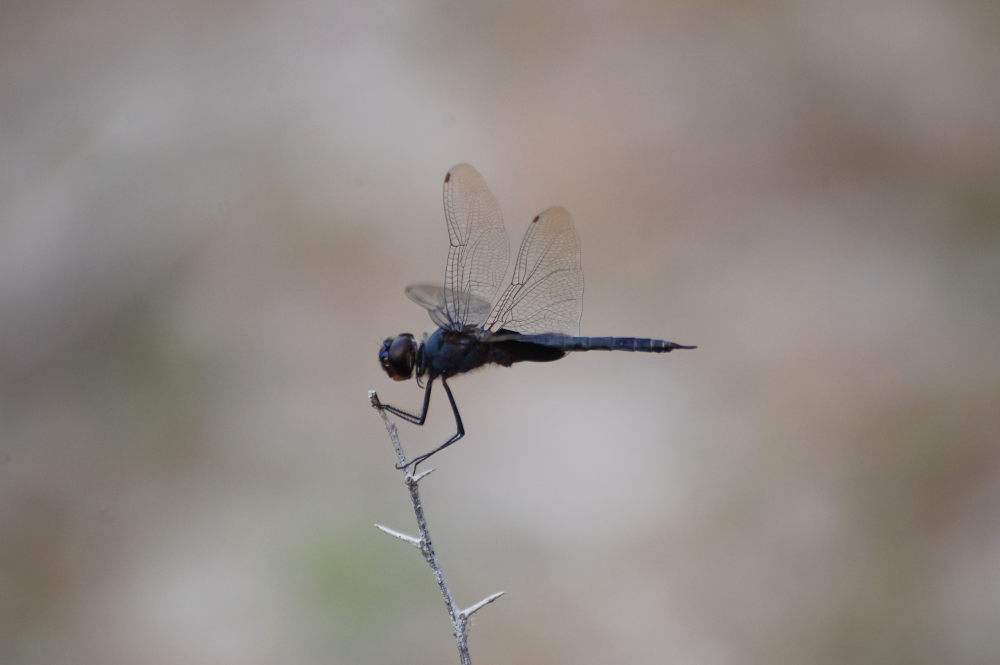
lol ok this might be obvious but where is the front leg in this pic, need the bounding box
[379,377,434,425]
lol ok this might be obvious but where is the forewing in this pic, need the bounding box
[405,284,492,330]
[442,164,510,328]
[485,206,584,335]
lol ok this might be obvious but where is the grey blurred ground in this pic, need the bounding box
[1,1,999,664]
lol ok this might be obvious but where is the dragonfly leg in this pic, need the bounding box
[403,377,465,471]
[380,377,433,426]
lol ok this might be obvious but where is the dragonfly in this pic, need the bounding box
[377,164,695,469]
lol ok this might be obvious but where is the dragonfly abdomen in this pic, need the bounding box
[526,335,696,353]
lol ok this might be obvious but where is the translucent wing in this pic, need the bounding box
[405,284,493,330]
[485,206,584,336]
[442,164,510,328]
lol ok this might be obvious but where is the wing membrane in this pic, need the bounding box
[442,164,510,328]
[405,284,492,330]
[485,206,584,336]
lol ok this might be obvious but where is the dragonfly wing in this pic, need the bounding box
[404,284,452,329]
[405,283,492,330]
[442,164,510,328]
[485,206,584,336]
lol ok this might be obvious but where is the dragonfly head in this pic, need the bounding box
[379,333,417,381]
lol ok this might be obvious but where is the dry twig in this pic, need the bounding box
[370,390,503,665]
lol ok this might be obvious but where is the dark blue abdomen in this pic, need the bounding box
[519,335,692,353]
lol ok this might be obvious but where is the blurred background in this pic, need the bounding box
[2,1,998,663]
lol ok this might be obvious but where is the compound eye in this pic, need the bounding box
[379,334,415,380]
[389,336,413,367]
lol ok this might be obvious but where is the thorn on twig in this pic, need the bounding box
[461,591,505,618]
[409,467,435,483]
[374,523,423,549]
